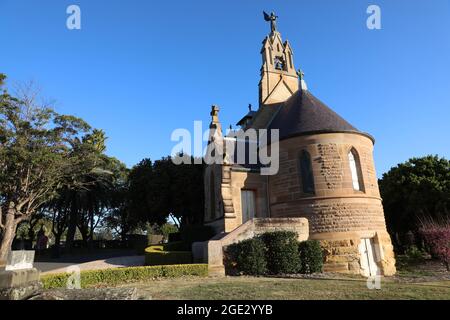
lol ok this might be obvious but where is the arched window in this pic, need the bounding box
[299,150,315,194]
[348,148,364,191]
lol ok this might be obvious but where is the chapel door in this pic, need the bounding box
[241,190,256,223]
[359,238,379,277]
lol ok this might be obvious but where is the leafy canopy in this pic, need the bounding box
[379,155,450,235]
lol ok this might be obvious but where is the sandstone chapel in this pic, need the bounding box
[203,13,396,277]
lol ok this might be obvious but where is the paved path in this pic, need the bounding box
[36,255,145,275]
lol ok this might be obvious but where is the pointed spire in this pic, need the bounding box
[210,105,220,127]
[205,105,224,165]
[259,13,299,105]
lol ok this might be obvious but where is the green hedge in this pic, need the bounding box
[161,241,187,251]
[298,240,324,274]
[225,232,324,276]
[41,264,208,289]
[225,238,267,276]
[259,231,301,274]
[145,244,192,266]
[180,225,216,248]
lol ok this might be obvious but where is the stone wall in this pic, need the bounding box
[317,143,343,189]
[264,132,396,275]
[224,169,269,232]
[311,231,396,275]
[271,198,388,234]
[268,133,382,201]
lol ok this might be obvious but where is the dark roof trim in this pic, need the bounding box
[236,111,257,126]
[230,166,261,173]
[276,130,375,144]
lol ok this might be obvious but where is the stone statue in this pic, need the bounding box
[263,11,278,33]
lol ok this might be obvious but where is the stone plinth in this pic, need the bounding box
[0,268,41,300]
[0,250,41,300]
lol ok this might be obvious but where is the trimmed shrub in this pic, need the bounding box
[145,244,192,266]
[180,225,216,249]
[404,245,427,263]
[41,264,208,289]
[298,240,323,274]
[162,264,207,277]
[419,220,450,271]
[259,231,300,274]
[225,238,267,275]
[162,241,187,251]
[168,232,182,243]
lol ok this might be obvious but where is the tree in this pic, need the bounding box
[169,154,205,226]
[46,150,128,254]
[0,74,94,260]
[45,188,71,256]
[64,130,108,250]
[379,155,450,246]
[102,160,139,241]
[159,223,179,241]
[127,158,167,226]
[126,155,205,229]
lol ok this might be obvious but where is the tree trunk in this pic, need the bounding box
[52,233,62,258]
[89,210,94,249]
[65,195,78,252]
[80,228,89,248]
[27,221,36,243]
[0,210,18,261]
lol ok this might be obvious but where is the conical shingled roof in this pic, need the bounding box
[267,90,373,142]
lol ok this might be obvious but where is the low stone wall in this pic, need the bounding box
[0,268,41,300]
[204,218,309,276]
[253,218,309,239]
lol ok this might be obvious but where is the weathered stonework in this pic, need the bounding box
[0,268,41,300]
[316,143,343,190]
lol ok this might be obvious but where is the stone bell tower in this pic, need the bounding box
[259,12,299,106]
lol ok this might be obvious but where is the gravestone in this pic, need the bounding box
[5,250,35,271]
[0,250,41,300]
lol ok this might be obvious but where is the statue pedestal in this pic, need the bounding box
[0,268,41,300]
[0,251,41,300]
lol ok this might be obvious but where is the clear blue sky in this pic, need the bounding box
[1,0,449,176]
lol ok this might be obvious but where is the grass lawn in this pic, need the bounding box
[123,276,450,300]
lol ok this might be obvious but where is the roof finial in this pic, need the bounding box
[210,105,220,124]
[263,11,278,34]
[248,104,252,112]
[297,69,308,91]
